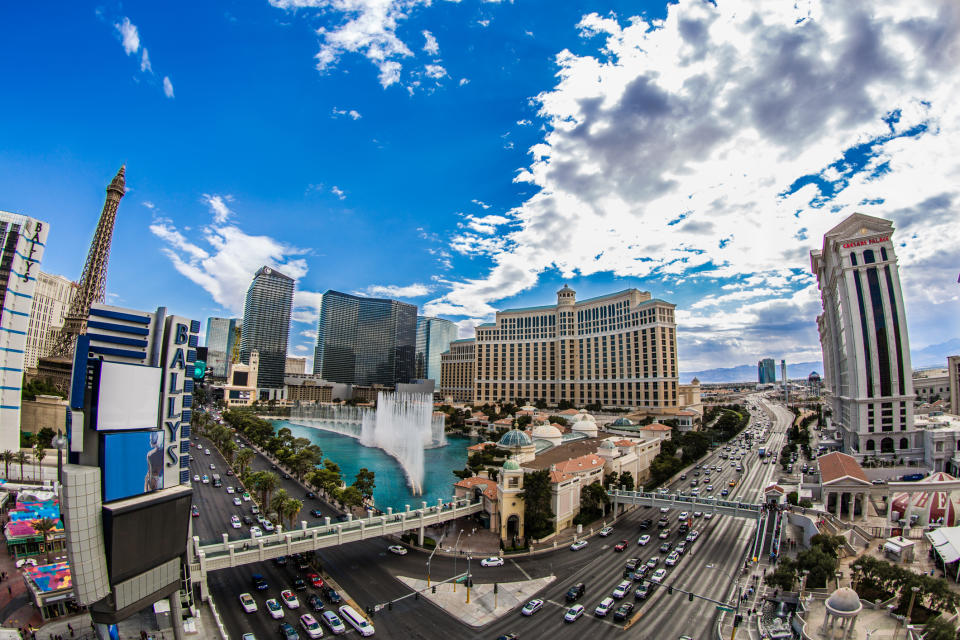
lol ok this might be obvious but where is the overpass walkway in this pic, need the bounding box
[610,489,766,520]
[189,497,483,599]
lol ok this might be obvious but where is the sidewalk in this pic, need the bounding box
[395,575,555,627]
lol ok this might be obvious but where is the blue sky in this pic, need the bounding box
[2,0,959,374]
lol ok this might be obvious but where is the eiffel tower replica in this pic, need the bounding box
[35,166,126,391]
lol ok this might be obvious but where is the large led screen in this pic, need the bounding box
[96,362,162,430]
[101,431,165,503]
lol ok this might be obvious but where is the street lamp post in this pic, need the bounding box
[453,529,463,593]
[426,534,444,588]
[53,429,67,485]
[466,554,472,604]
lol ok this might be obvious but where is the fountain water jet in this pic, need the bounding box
[289,391,445,495]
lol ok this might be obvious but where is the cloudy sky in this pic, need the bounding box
[2,0,959,375]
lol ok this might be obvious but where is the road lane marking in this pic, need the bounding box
[511,559,532,581]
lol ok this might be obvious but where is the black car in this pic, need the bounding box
[497,635,519,640]
[274,556,288,566]
[252,574,268,590]
[292,577,307,591]
[634,584,650,600]
[639,519,653,530]
[243,515,254,525]
[308,594,324,611]
[324,587,342,604]
[565,583,586,602]
[306,492,316,499]
[613,602,634,622]
[659,542,671,553]
[283,473,291,479]
[278,622,299,640]
[296,555,310,570]
[310,509,323,518]
[625,558,640,571]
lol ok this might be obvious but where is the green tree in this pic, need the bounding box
[786,491,799,506]
[353,468,376,499]
[36,427,56,450]
[282,498,303,530]
[33,443,46,481]
[452,468,473,480]
[1,450,14,479]
[574,481,609,525]
[764,557,799,591]
[520,470,555,540]
[235,448,255,477]
[547,416,569,427]
[250,471,279,512]
[13,451,28,480]
[603,472,620,489]
[339,486,363,509]
[271,488,290,519]
[921,617,955,640]
[619,471,635,491]
[220,439,237,465]
[31,517,60,564]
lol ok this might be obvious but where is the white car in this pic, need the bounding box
[637,534,651,546]
[239,593,257,613]
[570,540,588,551]
[598,526,613,537]
[659,507,669,514]
[612,581,631,599]
[322,611,346,634]
[665,552,679,566]
[650,568,667,584]
[266,598,283,619]
[233,497,242,506]
[679,512,689,520]
[250,526,263,538]
[564,604,585,622]
[693,511,703,518]
[262,521,276,532]
[226,486,235,494]
[300,613,323,639]
[209,464,216,470]
[704,512,715,520]
[388,545,408,556]
[193,474,200,482]
[480,556,504,567]
[686,530,700,542]
[201,475,210,484]
[659,529,670,539]
[594,597,614,617]
[521,599,543,616]
[231,515,241,529]
[242,493,252,502]
[281,589,300,609]
[205,449,211,455]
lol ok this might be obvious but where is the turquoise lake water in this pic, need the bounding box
[272,420,473,512]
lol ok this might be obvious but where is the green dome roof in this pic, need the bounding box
[503,458,520,471]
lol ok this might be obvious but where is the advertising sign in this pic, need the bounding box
[160,316,200,489]
[101,431,165,503]
[94,362,162,430]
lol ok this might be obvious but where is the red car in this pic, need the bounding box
[307,573,324,588]
[614,539,628,552]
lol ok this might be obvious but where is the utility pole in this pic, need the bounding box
[466,554,472,604]
[730,580,742,640]
[453,529,463,592]
[426,533,444,587]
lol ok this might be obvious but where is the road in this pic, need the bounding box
[195,395,793,640]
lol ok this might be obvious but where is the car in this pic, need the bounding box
[306,491,316,499]
[388,545,408,556]
[281,590,300,609]
[201,475,210,484]
[687,530,700,542]
[231,515,242,529]
[680,474,687,480]
[242,492,252,501]
[612,581,631,599]
[729,481,736,487]
[252,574,268,590]
[241,634,255,640]
[659,529,671,539]
[250,504,260,514]
[323,587,342,604]
[292,577,307,591]
[307,573,324,588]
[657,519,668,529]
[693,511,703,518]
[266,598,283,619]
[480,556,504,567]
[189,456,195,462]
[300,613,323,639]
[496,635,518,640]
[659,506,669,514]
[613,602,634,621]
[233,497,242,506]
[646,556,659,569]
[239,593,257,613]
[263,521,276,532]
[639,519,653,530]
[205,449,211,455]
[191,505,200,518]
[307,594,324,612]
[675,541,687,555]
[321,611,346,634]
[243,515,254,525]
[637,534,651,546]
[209,464,216,470]
[250,526,263,537]
[570,540,588,551]
[614,539,628,552]
[679,512,689,520]
[665,552,680,566]
[310,509,324,518]
[564,604,585,622]
[634,584,650,600]
[226,469,234,476]
[521,599,543,616]
[278,622,299,640]
[595,597,615,617]
[650,568,667,584]
[226,486,235,494]
[659,542,671,553]
[721,489,730,496]
[707,485,714,491]
[193,474,200,482]
[625,558,640,571]
[565,583,586,602]
[283,473,290,479]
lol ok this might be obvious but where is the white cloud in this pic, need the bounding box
[140,48,152,73]
[424,64,447,79]
[424,0,960,366]
[295,345,309,352]
[516,119,532,126]
[202,194,233,224]
[115,17,140,55]
[332,107,362,119]
[459,78,470,86]
[477,19,490,27]
[359,283,433,298]
[462,213,511,234]
[330,186,345,200]
[378,61,403,88]
[471,199,491,209]
[300,329,316,338]
[142,201,155,209]
[422,30,439,55]
[162,76,174,98]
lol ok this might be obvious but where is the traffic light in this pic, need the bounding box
[193,347,208,382]
[667,586,673,595]
[494,583,498,594]
[734,614,743,627]
[688,593,694,602]
[415,591,420,600]
[388,602,393,610]
[432,586,436,594]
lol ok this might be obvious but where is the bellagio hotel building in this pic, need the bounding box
[442,285,679,411]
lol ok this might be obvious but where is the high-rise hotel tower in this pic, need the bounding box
[811,213,917,459]
[474,285,678,410]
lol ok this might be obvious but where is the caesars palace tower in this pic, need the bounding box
[811,213,917,460]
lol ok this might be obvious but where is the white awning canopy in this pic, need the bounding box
[926,527,960,564]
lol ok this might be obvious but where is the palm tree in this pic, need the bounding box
[235,448,255,476]
[252,471,279,512]
[33,444,47,482]
[271,488,290,521]
[282,498,303,530]
[1,450,14,479]
[13,451,28,481]
[221,440,237,465]
[31,517,59,564]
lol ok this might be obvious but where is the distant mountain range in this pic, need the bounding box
[681,338,960,384]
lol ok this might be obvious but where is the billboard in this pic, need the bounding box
[101,431,165,503]
[95,362,162,430]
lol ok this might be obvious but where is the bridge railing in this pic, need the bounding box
[193,496,482,561]
[609,489,764,516]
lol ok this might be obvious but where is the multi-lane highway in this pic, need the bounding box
[192,395,792,640]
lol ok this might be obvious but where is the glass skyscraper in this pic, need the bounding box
[758,358,776,384]
[314,290,416,386]
[240,266,294,389]
[205,317,238,378]
[416,316,458,383]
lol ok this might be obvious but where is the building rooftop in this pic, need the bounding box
[525,437,608,471]
[818,451,869,484]
[640,422,672,431]
[453,476,497,501]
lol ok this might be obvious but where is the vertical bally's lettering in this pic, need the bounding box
[20,221,44,282]
[164,323,190,468]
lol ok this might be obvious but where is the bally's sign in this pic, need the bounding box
[161,317,200,487]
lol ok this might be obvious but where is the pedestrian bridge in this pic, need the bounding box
[610,489,765,520]
[189,497,483,597]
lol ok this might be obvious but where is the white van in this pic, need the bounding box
[594,597,615,617]
[339,605,375,636]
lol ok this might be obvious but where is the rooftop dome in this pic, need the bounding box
[503,458,520,471]
[610,417,634,427]
[572,412,596,423]
[498,429,533,448]
[532,424,562,439]
[599,439,617,450]
[825,587,862,614]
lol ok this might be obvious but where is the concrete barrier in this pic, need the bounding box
[206,593,231,640]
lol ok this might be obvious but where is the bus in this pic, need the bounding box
[212,474,222,487]
[758,447,765,458]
